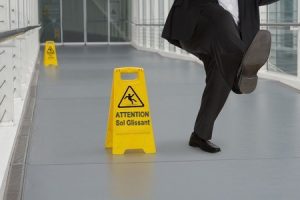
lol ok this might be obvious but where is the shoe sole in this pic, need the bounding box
[189,141,221,153]
[238,30,271,94]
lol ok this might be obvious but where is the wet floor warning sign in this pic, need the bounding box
[44,41,58,67]
[118,86,144,108]
[105,67,156,155]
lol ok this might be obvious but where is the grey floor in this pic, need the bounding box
[23,45,300,200]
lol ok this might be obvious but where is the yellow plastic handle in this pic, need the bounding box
[46,41,55,44]
[114,67,144,82]
[115,67,143,74]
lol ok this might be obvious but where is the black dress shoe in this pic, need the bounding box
[238,30,271,94]
[189,132,221,153]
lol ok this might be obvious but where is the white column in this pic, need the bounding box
[259,5,268,71]
[0,44,14,124]
[131,0,137,44]
[145,0,151,48]
[298,0,300,78]
[138,0,143,46]
[9,0,19,29]
[13,38,22,98]
[163,0,170,52]
[0,0,10,31]
[153,0,159,49]
[23,0,27,26]
[18,0,24,28]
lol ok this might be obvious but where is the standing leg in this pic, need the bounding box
[193,56,232,141]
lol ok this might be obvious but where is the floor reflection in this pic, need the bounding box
[44,67,59,81]
[107,152,155,200]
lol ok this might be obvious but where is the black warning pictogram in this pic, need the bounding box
[47,46,55,55]
[118,86,144,108]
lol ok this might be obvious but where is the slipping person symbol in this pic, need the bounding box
[47,47,54,54]
[124,93,137,105]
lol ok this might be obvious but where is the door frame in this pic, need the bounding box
[60,0,129,45]
[84,0,110,45]
[60,0,86,45]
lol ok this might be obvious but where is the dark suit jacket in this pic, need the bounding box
[162,0,279,48]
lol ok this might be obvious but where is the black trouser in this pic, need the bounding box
[180,3,247,140]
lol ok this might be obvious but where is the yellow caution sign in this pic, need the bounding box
[105,67,156,155]
[44,41,58,67]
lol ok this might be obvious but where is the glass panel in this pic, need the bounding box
[39,0,61,43]
[158,0,165,50]
[267,0,298,76]
[267,27,298,76]
[110,0,131,42]
[268,0,298,23]
[62,0,84,42]
[87,0,108,42]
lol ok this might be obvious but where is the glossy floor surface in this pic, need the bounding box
[23,46,300,200]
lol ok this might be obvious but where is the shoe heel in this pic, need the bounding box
[239,75,258,94]
[189,141,198,147]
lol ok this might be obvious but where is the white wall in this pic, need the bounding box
[0,0,40,198]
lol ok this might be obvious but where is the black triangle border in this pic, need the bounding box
[118,86,145,108]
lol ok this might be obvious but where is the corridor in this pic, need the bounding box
[20,45,300,200]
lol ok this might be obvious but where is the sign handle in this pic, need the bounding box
[115,67,144,83]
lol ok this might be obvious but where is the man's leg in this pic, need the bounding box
[179,3,270,153]
[193,56,232,141]
[180,3,246,152]
[186,56,232,153]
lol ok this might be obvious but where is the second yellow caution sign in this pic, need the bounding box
[44,41,58,67]
[105,67,156,155]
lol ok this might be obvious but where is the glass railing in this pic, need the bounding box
[131,19,189,55]
[132,20,299,77]
[261,24,298,76]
